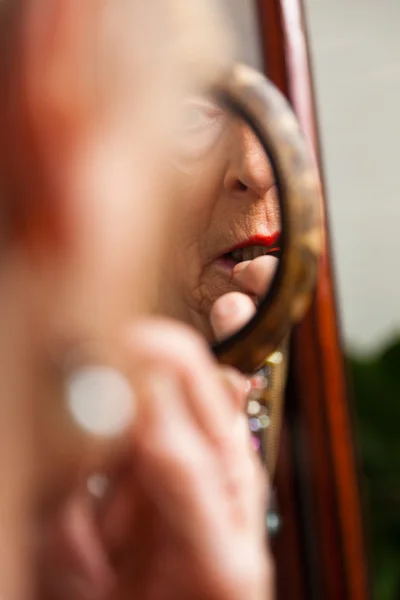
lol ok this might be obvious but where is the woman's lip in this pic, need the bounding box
[223,232,281,254]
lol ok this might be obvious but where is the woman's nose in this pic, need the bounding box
[223,125,275,198]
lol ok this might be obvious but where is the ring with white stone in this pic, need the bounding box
[65,365,136,438]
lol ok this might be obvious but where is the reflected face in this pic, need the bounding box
[159,96,281,339]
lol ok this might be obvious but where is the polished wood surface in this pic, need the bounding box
[256,1,370,599]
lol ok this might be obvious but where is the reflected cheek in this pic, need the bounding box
[265,188,281,230]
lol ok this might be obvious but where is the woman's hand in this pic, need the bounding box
[39,319,273,600]
[210,255,278,340]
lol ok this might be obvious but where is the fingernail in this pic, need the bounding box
[214,294,239,317]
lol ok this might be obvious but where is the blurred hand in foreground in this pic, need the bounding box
[39,320,274,600]
[0,0,233,598]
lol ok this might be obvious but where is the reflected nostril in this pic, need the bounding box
[233,180,248,193]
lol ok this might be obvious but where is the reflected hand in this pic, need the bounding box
[211,255,278,340]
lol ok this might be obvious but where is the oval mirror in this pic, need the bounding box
[156,64,322,374]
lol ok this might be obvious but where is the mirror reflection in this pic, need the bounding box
[156,95,281,343]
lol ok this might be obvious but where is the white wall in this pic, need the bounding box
[304,0,400,352]
[221,0,262,68]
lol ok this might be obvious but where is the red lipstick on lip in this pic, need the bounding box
[225,232,281,254]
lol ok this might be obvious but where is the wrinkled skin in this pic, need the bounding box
[0,2,274,600]
[157,98,281,340]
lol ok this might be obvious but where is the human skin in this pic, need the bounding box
[38,320,274,600]
[156,96,281,340]
[0,1,235,599]
[0,2,275,600]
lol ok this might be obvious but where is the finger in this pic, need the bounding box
[39,492,113,600]
[217,409,268,531]
[60,493,112,591]
[233,255,278,298]
[133,371,226,540]
[132,371,271,599]
[127,321,265,534]
[210,292,256,341]
[126,320,239,446]
[219,367,250,411]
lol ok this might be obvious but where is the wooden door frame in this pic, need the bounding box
[256,1,370,599]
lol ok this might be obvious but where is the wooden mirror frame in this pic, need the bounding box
[255,2,371,600]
